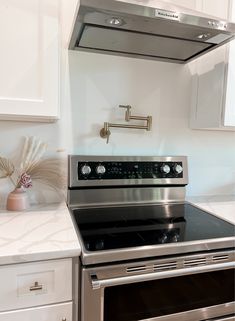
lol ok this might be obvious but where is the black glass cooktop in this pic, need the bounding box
[72,203,235,251]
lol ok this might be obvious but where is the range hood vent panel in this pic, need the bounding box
[79,25,213,62]
[69,0,235,64]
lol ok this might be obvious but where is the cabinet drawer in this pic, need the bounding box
[0,302,72,321]
[0,259,72,312]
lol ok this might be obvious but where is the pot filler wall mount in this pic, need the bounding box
[69,0,235,64]
[100,104,152,144]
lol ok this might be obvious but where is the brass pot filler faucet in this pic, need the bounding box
[100,105,152,144]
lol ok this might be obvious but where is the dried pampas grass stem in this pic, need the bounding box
[0,156,16,186]
[20,136,47,173]
[27,158,67,191]
[0,137,66,195]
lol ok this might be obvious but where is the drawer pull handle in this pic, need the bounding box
[29,281,43,291]
[62,318,67,321]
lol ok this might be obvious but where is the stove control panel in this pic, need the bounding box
[78,161,183,180]
[68,156,188,187]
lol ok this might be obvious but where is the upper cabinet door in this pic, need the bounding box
[224,0,235,126]
[190,0,235,130]
[0,0,60,122]
[116,0,201,10]
[161,0,201,10]
[200,0,229,19]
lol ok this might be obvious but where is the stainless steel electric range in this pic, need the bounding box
[67,155,235,321]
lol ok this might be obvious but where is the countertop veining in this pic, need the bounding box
[0,203,81,265]
[0,196,234,266]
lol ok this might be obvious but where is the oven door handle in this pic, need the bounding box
[90,262,235,290]
[205,317,235,321]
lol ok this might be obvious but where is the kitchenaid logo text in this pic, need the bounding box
[155,10,179,21]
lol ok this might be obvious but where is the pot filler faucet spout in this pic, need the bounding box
[100,105,152,144]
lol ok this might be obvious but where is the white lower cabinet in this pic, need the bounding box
[0,302,72,321]
[0,258,72,312]
[0,259,74,321]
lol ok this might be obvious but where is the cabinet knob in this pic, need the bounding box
[62,318,67,321]
[29,281,43,291]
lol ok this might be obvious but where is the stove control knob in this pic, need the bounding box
[161,164,171,174]
[170,233,180,243]
[96,165,106,175]
[95,240,105,250]
[158,233,168,244]
[81,165,91,176]
[174,164,183,174]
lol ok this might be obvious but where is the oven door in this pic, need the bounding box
[81,251,235,321]
[206,315,235,321]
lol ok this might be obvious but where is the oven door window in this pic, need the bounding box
[104,269,235,321]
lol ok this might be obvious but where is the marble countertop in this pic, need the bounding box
[0,203,81,265]
[187,195,235,225]
[0,196,234,266]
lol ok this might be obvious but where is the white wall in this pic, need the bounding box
[67,51,235,198]
[0,1,235,204]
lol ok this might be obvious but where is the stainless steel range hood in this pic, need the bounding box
[69,0,235,64]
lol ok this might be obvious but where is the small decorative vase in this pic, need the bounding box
[6,187,29,211]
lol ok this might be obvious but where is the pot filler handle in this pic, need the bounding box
[90,262,235,290]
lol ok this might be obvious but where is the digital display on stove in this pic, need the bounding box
[77,161,183,180]
[73,204,235,252]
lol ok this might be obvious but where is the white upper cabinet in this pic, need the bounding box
[161,0,201,10]
[224,1,235,126]
[190,0,235,130]
[118,0,201,10]
[0,0,60,122]
[200,0,229,19]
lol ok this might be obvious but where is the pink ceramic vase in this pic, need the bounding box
[6,187,29,211]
